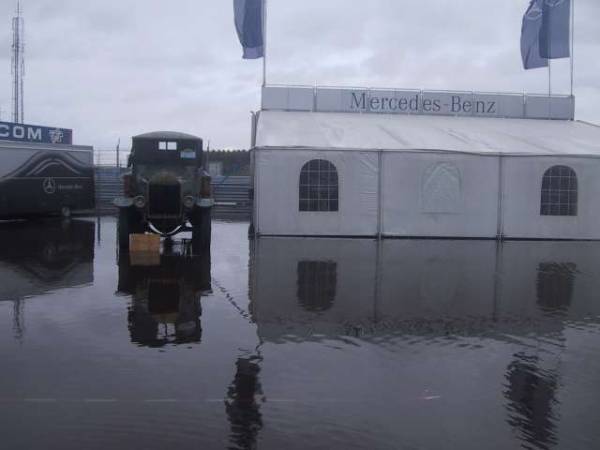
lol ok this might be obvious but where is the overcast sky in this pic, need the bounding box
[0,0,598,150]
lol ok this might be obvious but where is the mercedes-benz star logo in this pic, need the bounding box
[43,177,57,195]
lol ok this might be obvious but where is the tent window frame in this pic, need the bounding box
[540,165,578,217]
[299,159,339,212]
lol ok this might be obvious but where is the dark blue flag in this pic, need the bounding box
[521,0,548,70]
[234,0,264,59]
[540,0,571,58]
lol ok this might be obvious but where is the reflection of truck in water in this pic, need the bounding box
[0,138,95,219]
[117,250,211,347]
[114,132,213,253]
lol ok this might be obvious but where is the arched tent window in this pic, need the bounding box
[299,159,339,212]
[541,166,578,216]
[536,262,577,311]
[297,261,337,312]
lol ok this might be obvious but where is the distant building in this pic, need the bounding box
[251,86,600,240]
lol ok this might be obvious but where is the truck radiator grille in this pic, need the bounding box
[149,184,180,215]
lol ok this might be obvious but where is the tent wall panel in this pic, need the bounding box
[381,152,499,238]
[255,149,378,236]
[502,157,600,240]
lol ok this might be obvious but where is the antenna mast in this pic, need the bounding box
[11,1,25,124]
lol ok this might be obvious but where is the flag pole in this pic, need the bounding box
[548,60,552,98]
[570,0,575,98]
[547,3,552,120]
[548,59,552,119]
[262,0,267,87]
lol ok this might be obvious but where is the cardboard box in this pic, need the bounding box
[130,251,161,267]
[129,233,161,253]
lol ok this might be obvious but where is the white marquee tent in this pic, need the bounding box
[251,87,600,240]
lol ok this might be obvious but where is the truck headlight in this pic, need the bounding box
[183,196,195,209]
[133,195,146,209]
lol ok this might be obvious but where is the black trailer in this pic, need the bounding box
[0,139,95,218]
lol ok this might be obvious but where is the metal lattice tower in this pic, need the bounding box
[11,0,24,124]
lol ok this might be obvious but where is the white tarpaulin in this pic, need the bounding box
[255,149,379,236]
[253,110,600,239]
[256,110,600,157]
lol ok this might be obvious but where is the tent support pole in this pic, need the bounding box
[250,112,258,236]
[262,0,267,87]
[253,147,260,236]
[496,155,505,241]
[377,151,383,239]
[492,240,504,322]
[548,59,552,119]
[373,238,382,323]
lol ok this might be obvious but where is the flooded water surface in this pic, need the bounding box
[1,217,600,450]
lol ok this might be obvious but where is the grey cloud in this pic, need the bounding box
[0,0,597,150]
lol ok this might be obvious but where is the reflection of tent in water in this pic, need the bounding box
[225,356,264,450]
[0,219,95,339]
[297,260,337,312]
[250,236,594,448]
[250,238,600,341]
[503,259,577,450]
[117,251,211,347]
[505,353,560,450]
[536,262,577,311]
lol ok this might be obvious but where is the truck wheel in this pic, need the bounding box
[118,208,131,249]
[192,208,212,255]
[117,252,133,293]
[118,207,143,249]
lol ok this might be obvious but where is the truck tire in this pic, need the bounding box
[118,207,143,249]
[192,208,211,255]
[118,208,131,249]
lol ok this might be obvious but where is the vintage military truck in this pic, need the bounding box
[114,131,213,252]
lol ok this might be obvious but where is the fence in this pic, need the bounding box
[94,149,130,168]
[93,165,252,219]
[211,176,252,219]
[95,166,124,214]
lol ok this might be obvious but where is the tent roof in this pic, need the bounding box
[255,110,600,157]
